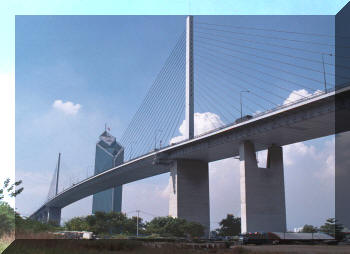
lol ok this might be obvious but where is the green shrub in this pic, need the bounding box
[0,202,15,237]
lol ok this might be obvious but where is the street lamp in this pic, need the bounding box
[154,129,162,150]
[136,210,140,237]
[129,141,137,160]
[321,53,332,93]
[240,90,250,118]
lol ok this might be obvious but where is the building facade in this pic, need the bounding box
[92,130,124,213]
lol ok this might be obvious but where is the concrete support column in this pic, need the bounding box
[37,209,48,224]
[47,206,61,226]
[335,131,350,230]
[239,140,286,233]
[169,159,210,236]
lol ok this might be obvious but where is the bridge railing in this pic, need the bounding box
[188,87,334,141]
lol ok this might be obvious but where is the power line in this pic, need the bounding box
[195,48,318,92]
[195,35,350,81]
[195,30,350,71]
[120,31,185,146]
[136,41,185,156]
[195,51,311,104]
[195,74,243,114]
[195,44,333,88]
[195,83,235,123]
[194,57,280,107]
[121,32,186,158]
[195,67,268,112]
[195,21,350,39]
[195,25,350,49]
[195,55,309,101]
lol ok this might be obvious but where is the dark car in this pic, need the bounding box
[235,115,253,124]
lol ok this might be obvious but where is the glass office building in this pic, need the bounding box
[92,131,124,213]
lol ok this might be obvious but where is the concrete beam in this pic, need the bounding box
[169,159,210,236]
[239,141,286,233]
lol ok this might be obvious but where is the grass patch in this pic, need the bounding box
[0,243,9,254]
[0,232,14,253]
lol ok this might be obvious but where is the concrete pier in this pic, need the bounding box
[169,159,210,236]
[30,205,61,225]
[239,140,286,233]
[47,206,61,225]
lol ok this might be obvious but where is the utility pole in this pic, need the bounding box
[55,153,61,196]
[186,15,194,139]
[136,210,140,237]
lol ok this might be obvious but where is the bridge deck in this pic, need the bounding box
[32,86,350,214]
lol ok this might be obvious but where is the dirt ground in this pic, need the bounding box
[241,244,350,254]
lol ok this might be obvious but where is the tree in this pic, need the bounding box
[319,218,344,240]
[65,212,140,235]
[0,202,15,236]
[145,216,205,238]
[64,213,205,238]
[145,216,175,236]
[65,217,89,231]
[183,221,205,238]
[216,214,241,236]
[15,215,61,234]
[123,216,145,235]
[301,224,318,233]
[0,178,23,201]
[0,178,23,237]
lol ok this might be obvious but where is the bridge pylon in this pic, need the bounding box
[186,15,194,140]
[169,159,210,237]
[239,141,286,233]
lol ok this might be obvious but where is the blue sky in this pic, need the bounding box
[0,0,348,231]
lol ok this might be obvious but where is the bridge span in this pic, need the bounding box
[31,85,350,235]
[30,13,350,236]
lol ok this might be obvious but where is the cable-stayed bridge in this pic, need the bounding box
[30,15,350,236]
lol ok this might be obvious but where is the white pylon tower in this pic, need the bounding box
[55,152,61,196]
[186,15,194,140]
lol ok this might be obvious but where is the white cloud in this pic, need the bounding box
[283,89,322,105]
[170,112,224,144]
[52,100,81,115]
[313,138,335,184]
[284,142,316,166]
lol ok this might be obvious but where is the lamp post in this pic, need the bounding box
[136,210,140,237]
[154,129,162,150]
[321,53,332,93]
[240,90,250,118]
